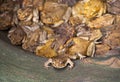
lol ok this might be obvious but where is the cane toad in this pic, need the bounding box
[22,0,33,8]
[22,25,42,52]
[88,14,115,28]
[51,23,75,51]
[44,33,102,69]
[107,0,120,15]
[101,24,120,49]
[41,1,72,27]
[67,28,102,59]
[33,0,44,11]
[70,0,106,25]
[8,25,26,45]
[36,39,58,58]
[44,54,74,69]
[0,11,13,30]
[66,38,95,59]
[75,25,102,41]
[17,7,33,21]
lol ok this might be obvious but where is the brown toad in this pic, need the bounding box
[33,0,44,11]
[22,0,33,8]
[21,24,48,52]
[70,0,106,25]
[41,1,72,27]
[66,37,99,59]
[8,25,26,45]
[88,14,115,28]
[44,54,74,69]
[17,7,33,22]
[44,34,102,69]
[36,39,58,58]
[0,11,13,30]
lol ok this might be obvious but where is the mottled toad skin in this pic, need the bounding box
[44,35,102,69]
[71,0,106,25]
[44,54,74,69]
[67,37,94,57]
[17,7,33,21]
[41,1,71,27]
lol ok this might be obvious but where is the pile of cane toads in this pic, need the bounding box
[0,0,120,69]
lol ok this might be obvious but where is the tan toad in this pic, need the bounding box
[44,33,102,69]
[17,7,33,22]
[70,0,106,26]
[41,1,72,27]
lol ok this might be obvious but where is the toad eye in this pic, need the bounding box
[52,62,56,64]
[41,12,46,17]
[47,18,52,22]
[59,61,62,64]
[60,61,66,64]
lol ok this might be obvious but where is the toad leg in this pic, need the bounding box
[66,59,74,69]
[52,20,64,27]
[44,58,52,68]
[33,8,39,23]
[63,7,72,23]
[77,53,86,60]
